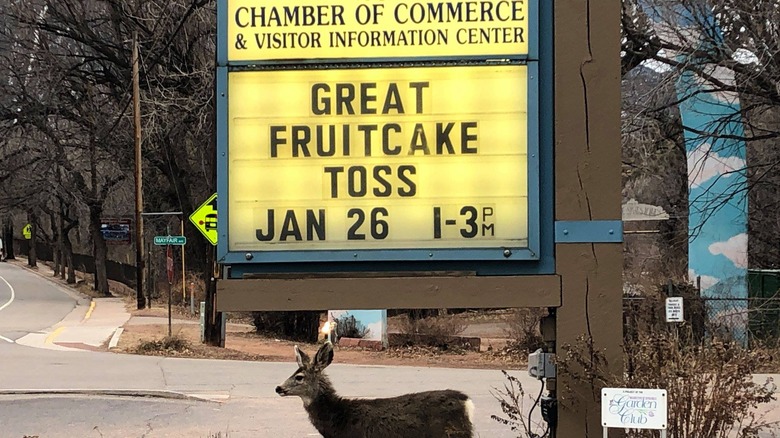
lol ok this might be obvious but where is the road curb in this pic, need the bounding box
[108,327,124,349]
[0,389,221,403]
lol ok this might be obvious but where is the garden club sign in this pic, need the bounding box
[217,0,540,265]
[602,388,668,432]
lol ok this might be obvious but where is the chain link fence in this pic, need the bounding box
[624,283,780,347]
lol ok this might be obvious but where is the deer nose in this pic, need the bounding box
[275,386,285,394]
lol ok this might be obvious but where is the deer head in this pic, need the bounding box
[275,342,335,406]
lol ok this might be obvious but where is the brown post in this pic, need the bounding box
[553,1,623,436]
[133,31,146,310]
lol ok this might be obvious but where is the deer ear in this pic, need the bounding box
[294,345,310,368]
[313,341,334,371]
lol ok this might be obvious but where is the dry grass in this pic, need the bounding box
[395,313,468,349]
[134,335,191,354]
[503,308,545,354]
[558,332,777,438]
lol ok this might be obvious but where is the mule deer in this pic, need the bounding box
[275,342,475,438]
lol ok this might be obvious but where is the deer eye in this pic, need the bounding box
[295,375,304,381]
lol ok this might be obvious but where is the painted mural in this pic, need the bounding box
[643,3,749,338]
[328,309,388,346]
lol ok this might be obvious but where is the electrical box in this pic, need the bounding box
[528,349,556,379]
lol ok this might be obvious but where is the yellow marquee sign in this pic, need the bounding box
[227,65,528,251]
[227,0,529,61]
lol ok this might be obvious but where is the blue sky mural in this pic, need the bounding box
[642,2,749,337]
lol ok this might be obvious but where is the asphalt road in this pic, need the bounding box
[2,262,778,437]
[0,346,533,437]
[0,262,536,437]
[0,262,78,342]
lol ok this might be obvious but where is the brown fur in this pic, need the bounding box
[276,342,474,438]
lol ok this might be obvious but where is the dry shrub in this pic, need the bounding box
[556,332,777,438]
[493,326,777,436]
[252,311,321,343]
[165,272,205,307]
[504,308,545,353]
[135,335,191,355]
[397,313,467,348]
[491,370,548,438]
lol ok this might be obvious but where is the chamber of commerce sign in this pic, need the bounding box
[227,65,530,253]
[225,0,530,61]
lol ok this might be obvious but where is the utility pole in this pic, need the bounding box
[133,31,146,309]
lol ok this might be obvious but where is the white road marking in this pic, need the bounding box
[0,275,15,313]
[0,276,16,343]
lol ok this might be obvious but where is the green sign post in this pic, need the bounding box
[153,235,186,246]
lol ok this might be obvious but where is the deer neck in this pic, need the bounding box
[305,381,351,436]
[300,375,339,408]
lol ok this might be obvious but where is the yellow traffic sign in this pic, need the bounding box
[22,223,32,240]
[190,193,217,245]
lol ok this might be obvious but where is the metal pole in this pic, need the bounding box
[168,262,172,337]
[147,240,153,308]
[167,224,172,336]
[132,31,145,310]
[181,218,186,302]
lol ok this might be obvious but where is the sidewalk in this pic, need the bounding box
[15,296,130,352]
[9,259,131,352]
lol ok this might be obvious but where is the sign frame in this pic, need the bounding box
[217,0,537,66]
[215,0,554,275]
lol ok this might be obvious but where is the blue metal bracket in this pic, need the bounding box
[555,220,623,243]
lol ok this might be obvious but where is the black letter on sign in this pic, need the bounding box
[324,166,344,198]
[256,209,275,241]
[409,82,429,114]
[398,165,417,197]
[270,126,287,158]
[436,122,455,154]
[461,122,478,153]
[360,83,377,114]
[348,166,367,197]
[409,124,430,155]
[312,83,330,115]
[280,210,302,241]
[382,83,405,114]
[307,209,326,240]
[373,165,392,197]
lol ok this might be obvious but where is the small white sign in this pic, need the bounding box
[665,297,684,323]
[602,388,667,430]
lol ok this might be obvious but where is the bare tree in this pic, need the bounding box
[0,0,216,294]
[621,0,780,278]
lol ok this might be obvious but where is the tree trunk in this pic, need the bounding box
[2,221,13,260]
[88,204,110,295]
[60,202,76,282]
[27,211,37,268]
[63,235,75,284]
[50,211,61,276]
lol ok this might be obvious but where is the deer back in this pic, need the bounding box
[307,389,474,438]
[277,343,474,438]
